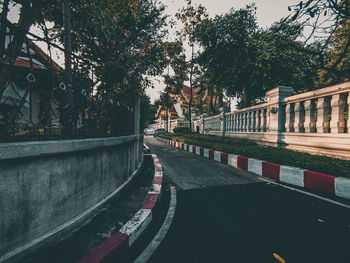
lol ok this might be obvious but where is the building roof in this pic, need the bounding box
[181,85,201,96]
[1,16,62,72]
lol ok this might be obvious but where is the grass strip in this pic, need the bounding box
[158,133,350,179]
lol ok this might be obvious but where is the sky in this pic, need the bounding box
[147,0,297,103]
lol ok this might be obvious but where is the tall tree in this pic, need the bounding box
[194,5,320,108]
[175,0,207,132]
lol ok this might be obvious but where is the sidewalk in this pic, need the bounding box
[23,155,156,263]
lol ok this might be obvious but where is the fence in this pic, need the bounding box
[197,82,350,159]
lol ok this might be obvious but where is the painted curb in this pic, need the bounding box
[78,154,163,263]
[156,137,350,200]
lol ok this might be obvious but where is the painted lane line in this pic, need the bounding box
[258,177,350,209]
[134,186,177,263]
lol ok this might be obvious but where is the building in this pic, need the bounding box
[0,17,62,137]
[154,85,224,132]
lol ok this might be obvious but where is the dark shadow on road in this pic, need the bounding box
[150,182,350,263]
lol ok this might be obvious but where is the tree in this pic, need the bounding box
[158,89,176,132]
[288,0,350,80]
[193,4,258,107]
[194,5,320,108]
[1,0,168,137]
[0,0,45,99]
[140,93,156,130]
[175,0,207,132]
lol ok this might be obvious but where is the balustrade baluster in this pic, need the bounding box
[348,94,350,133]
[294,102,304,133]
[304,100,316,133]
[228,115,231,131]
[330,94,345,133]
[261,110,266,132]
[237,113,241,131]
[316,97,330,133]
[266,109,270,132]
[285,103,294,132]
[243,112,247,132]
[256,110,261,132]
[247,112,252,132]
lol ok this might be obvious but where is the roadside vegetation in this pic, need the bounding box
[158,133,350,178]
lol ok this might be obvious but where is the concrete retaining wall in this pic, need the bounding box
[0,135,143,262]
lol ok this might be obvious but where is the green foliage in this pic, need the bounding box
[193,5,320,108]
[158,133,350,178]
[173,126,190,134]
[1,0,169,138]
[140,94,156,130]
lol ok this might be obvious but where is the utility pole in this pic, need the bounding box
[188,42,194,133]
[61,0,74,137]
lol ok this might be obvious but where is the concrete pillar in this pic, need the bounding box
[304,99,316,133]
[260,110,266,132]
[237,113,242,131]
[234,114,237,131]
[201,113,207,134]
[330,94,345,133]
[242,112,247,132]
[222,112,226,136]
[266,86,294,133]
[348,94,350,133]
[285,103,294,132]
[293,101,304,133]
[316,97,330,133]
[247,112,252,132]
[266,109,270,132]
[256,110,261,132]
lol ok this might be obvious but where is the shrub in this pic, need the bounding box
[173,126,190,134]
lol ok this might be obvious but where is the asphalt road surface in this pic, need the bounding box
[144,136,350,263]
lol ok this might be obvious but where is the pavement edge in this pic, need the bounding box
[78,153,163,263]
[156,137,350,200]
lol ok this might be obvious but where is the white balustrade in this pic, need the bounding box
[330,94,345,133]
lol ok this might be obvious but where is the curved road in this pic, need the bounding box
[144,136,350,263]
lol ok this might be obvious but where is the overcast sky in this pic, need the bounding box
[147,0,297,103]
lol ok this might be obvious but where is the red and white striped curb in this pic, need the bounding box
[157,137,350,200]
[78,154,163,263]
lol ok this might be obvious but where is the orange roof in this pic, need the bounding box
[13,58,43,69]
[182,85,201,96]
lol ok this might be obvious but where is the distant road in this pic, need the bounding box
[144,136,350,263]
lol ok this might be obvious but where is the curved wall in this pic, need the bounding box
[0,135,143,262]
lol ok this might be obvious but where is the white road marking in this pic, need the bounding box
[134,186,177,263]
[258,177,350,209]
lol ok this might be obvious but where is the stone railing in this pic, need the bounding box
[202,82,350,159]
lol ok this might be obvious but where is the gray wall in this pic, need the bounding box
[0,135,143,262]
